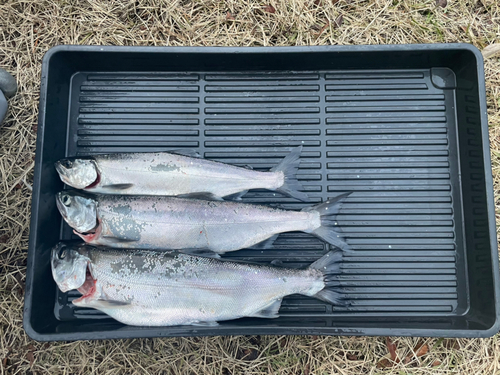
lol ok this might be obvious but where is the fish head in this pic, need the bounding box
[55,157,98,189]
[56,191,98,233]
[51,242,90,293]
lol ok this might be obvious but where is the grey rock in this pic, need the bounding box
[0,68,17,98]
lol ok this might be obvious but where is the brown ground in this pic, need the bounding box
[0,0,499,374]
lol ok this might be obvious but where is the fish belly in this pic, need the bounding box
[91,264,318,326]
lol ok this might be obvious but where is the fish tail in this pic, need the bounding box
[308,250,348,306]
[305,192,351,251]
[271,146,309,202]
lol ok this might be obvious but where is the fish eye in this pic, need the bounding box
[62,159,73,168]
[62,194,72,206]
[59,249,67,259]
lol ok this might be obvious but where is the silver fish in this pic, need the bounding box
[55,147,307,201]
[56,191,350,253]
[51,242,344,326]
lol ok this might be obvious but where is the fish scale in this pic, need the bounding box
[56,191,350,253]
[51,243,343,326]
[55,147,308,201]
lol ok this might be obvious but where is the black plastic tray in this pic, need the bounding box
[25,44,499,341]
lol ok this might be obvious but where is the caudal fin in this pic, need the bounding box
[308,250,347,305]
[271,146,309,202]
[304,192,351,251]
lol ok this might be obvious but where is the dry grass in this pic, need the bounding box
[0,0,499,374]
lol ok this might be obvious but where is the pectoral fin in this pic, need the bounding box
[168,149,201,158]
[250,299,282,319]
[89,299,132,309]
[248,234,279,250]
[101,236,138,243]
[270,259,284,267]
[191,321,219,327]
[177,192,223,201]
[101,183,134,190]
[180,249,221,259]
[224,190,248,201]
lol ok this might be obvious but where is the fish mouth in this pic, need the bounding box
[55,192,67,219]
[54,161,66,178]
[74,218,102,243]
[74,264,96,304]
[54,162,77,187]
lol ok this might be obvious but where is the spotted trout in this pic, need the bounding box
[56,191,350,253]
[51,242,344,326]
[55,147,307,201]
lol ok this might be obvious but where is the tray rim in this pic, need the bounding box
[24,43,499,341]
